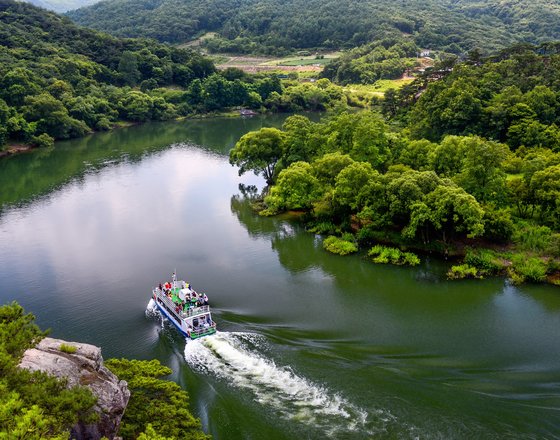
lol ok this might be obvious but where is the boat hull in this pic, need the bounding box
[154,299,189,337]
[152,287,217,339]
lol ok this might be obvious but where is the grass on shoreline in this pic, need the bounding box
[343,78,415,98]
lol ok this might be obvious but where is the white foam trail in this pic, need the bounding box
[185,332,388,436]
[145,298,158,317]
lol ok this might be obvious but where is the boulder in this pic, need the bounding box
[20,337,130,440]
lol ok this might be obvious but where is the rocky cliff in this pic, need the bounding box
[20,337,130,440]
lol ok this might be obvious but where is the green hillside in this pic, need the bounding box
[0,0,215,145]
[67,0,560,55]
[0,0,354,149]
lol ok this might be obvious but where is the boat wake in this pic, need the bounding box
[184,332,390,436]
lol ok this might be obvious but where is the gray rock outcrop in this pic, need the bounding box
[20,337,130,440]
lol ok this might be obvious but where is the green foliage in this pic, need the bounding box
[0,302,97,439]
[69,0,560,55]
[311,152,355,186]
[264,162,321,213]
[322,40,418,85]
[118,51,141,86]
[530,164,560,225]
[367,245,420,266]
[464,248,506,275]
[0,0,223,145]
[405,184,485,243]
[482,206,514,243]
[229,127,286,184]
[137,424,175,440]
[322,236,358,255]
[334,162,377,211]
[0,302,45,365]
[399,45,560,154]
[509,255,548,284]
[59,343,77,354]
[307,221,340,235]
[105,359,209,440]
[31,133,55,149]
[447,264,483,279]
[513,223,552,253]
[454,137,509,204]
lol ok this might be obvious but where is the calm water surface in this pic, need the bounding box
[1,115,560,439]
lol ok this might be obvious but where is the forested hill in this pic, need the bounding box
[0,0,211,74]
[0,0,215,145]
[67,0,560,55]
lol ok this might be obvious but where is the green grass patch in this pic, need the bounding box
[367,245,420,266]
[447,264,483,280]
[513,222,552,253]
[343,78,414,97]
[59,343,77,354]
[323,235,358,255]
[308,221,341,235]
[509,255,548,284]
[464,248,507,274]
[448,248,507,279]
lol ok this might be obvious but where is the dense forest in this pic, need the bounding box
[0,0,350,149]
[320,39,420,84]
[0,302,209,439]
[230,45,560,284]
[68,0,560,55]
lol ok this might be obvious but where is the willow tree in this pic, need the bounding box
[404,184,485,244]
[229,127,286,185]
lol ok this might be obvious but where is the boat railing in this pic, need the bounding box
[181,305,210,318]
[154,290,211,319]
[189,322,217,338]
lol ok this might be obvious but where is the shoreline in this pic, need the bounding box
[0,144,36,158]
[0,109,262,160]
[264,208,560,287]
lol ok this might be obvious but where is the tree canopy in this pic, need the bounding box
[68,0,560,55]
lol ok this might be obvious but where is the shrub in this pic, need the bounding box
[105,359,209,439]
[59,343,77,354]
[323,236,358,255]
[513,223,552,253]
[367,245,420,266]
[545,233,560,257]
[447,264,482,279]
[510,255,548,283]
[308,221,340,235]
[95,117,113,131]
[464,248,506,274]
[403,252,421,266]
[31,133,54,148]
[483,207,514,243]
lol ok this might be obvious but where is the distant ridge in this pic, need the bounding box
[67,0,560,54]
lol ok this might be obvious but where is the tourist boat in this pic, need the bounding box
[151,273,217,339]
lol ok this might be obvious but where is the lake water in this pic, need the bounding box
[1,115,560,439]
